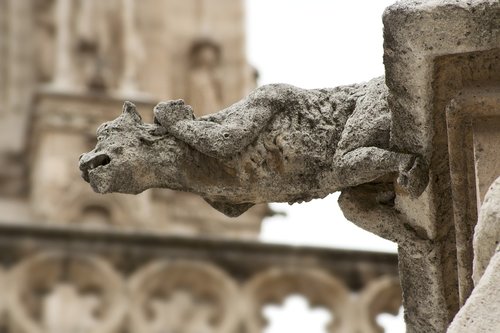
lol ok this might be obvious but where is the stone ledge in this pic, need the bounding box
[0,221,398,291]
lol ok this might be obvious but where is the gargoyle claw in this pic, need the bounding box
[397,156,428,197]
[153,99,195,130]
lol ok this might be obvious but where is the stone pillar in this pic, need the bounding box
[3,0,34,152]
[382,1,500,331]
[198,0,210,34]
[52,0,74,90]
[0,0,7,116]
[119,0,144,95]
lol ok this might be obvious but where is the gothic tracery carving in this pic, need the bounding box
[8,252,126,333]
[355,276,403,333]
[243,268,351,333]
[129,260,240,333]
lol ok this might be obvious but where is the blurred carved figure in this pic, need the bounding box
[34,0,56,83]
[187,39,223,116]
[52,0,74,89]
[75,0,121,91]
[44,0,141,92]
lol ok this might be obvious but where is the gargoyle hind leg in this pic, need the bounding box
[334,147,428,197]
[153,97,278,159]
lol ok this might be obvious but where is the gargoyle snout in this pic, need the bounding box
[79,152,111,182]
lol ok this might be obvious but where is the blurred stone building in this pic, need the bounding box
[0,0,400,332]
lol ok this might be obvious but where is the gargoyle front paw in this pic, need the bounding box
[397,155,429,198]
[153,99,195,129]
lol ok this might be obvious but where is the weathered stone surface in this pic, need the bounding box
[447,249,500,333]
[445,85,500,301]
[448,176,500,333]
[382,0,500,331]
[80,77,428,217]
[473,176,500,285]
[338,184,455,333]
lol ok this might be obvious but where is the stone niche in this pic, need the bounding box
[439,49,500,304]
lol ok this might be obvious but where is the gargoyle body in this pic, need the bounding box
[79,77,427,216]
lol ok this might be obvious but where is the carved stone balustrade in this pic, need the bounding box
[0,223,400,333]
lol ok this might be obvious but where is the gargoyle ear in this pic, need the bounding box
[122,101,142,123]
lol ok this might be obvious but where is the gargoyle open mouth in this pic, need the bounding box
[79,153,111,183]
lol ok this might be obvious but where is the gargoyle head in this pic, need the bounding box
[79,102,183,194]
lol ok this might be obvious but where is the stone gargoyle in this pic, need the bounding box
[79,76,428,217]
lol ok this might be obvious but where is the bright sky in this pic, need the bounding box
[245,1,405,332]
[245,0,398,253]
